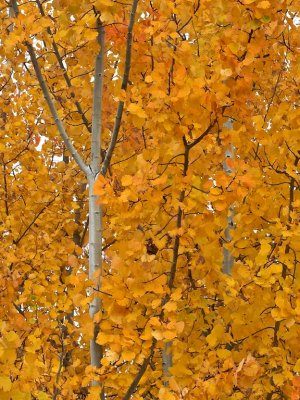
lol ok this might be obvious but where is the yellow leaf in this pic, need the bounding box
[220,68,233,77]
[151,299,161,309]
[176,321,185,334]
[94,0,114,7]
[238,172,257,188]
[121,175,133,186]
[252,115,264,129]
[217,348,231,359]
[206,324,224,347]
[257,0,271,8]
[171,288,182,301]
[37,392,51,400]
[4,390,30,400]
[273,373,285,387]
[259,240,271,255]
[214,200,228,211]
[158,387,176,400]
[149,317,161,327]
[255,239,271,264]
[39,17,52,29]
[0,376,12,392]
[164,301,177,312]
[6,331,19,344]
[152,330,163,340]
[100,10,115,23]
[294,359,300,373]
[127,103,147,119]
[122,350,135,361]
[68,254,79,268]
[210,187,222,195]
[228,42,239,55]
[86,387,102,400]
[163,330,176,340]
[169,363,193,377]
[169,377,180,392]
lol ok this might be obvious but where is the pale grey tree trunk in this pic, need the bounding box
[162,341,172,384]
[222,119,235,275]
[89,23,105,375]
[223,205,234,275]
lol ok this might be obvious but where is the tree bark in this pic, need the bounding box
[88,22,105,383]
[222,119,235,275]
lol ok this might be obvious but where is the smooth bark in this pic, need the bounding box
[89,23,105,376]
[222,119,235,275]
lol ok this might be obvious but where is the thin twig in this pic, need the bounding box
[187,119,217,150]
[14,196,58,245]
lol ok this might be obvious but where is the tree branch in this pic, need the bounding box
[35,0,92,134]
[187,119,217,150]
[100,0,139,176]
[2,162,9,216]
[162,145,190,381]
[91,21,105,175]
[10,0,90,176]
[123,338,156,400]
[53,320,66,400]
[14,196,58,245]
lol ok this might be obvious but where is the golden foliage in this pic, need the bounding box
[0,0,299,398]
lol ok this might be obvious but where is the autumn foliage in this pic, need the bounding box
[0,0,300,399]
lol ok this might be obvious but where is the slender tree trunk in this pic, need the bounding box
[89,22,105,379]
[162,341,172,383]
[223,205,234,275]
[88,173,102,369]
[223,119,234,275]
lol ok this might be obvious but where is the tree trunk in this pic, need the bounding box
[223,119,235,275]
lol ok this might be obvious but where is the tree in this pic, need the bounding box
[0,0,299,399]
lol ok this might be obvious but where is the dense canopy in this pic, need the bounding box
[0,0,299,399]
